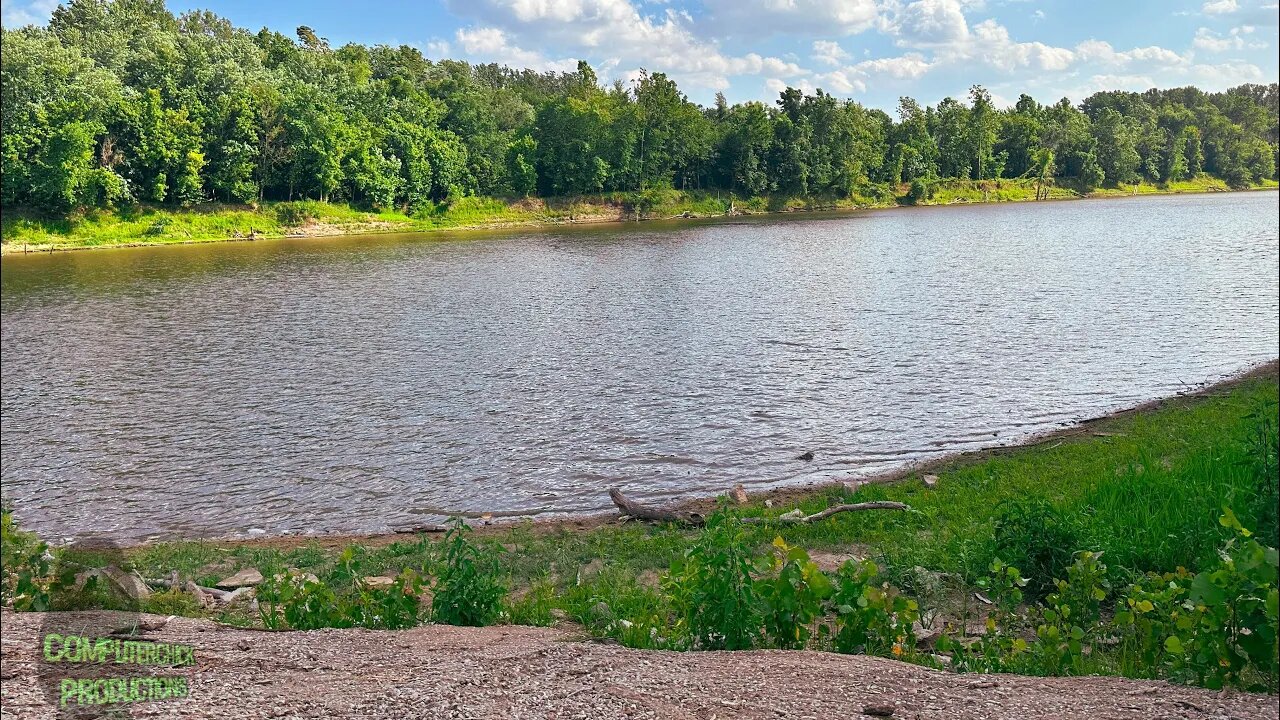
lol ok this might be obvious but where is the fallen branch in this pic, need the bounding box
[740,501,910,525]
[607,488,909,526]
[144,576,251,604]
[608,488,704,526]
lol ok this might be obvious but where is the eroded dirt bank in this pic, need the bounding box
[1,610,1276,719]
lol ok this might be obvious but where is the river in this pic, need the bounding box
[2,192,1277,543]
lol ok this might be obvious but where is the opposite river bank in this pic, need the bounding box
[3,175,1276,254]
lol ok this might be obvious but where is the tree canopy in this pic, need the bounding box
[2,0,1277,215]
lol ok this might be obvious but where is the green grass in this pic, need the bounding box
[924,178,1079,204]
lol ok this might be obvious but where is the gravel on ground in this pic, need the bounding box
[2,610,1277,720]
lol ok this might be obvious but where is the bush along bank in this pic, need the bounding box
[3,372,1278,692]
[3,176,1276,253]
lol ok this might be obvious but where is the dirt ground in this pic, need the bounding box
[2,611,1276,720]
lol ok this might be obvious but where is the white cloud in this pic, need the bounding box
[811,40,851,66]
[1192,25,1268,51]
[446,0,813,91]
[893,0,971,44]
[704,0,884,37]
[1202,0,1239,14]
[455,27,579,71]
[1074,39,1187,66]
[0,0,58,27]
[813,53,934,93]
[426,39,453,58]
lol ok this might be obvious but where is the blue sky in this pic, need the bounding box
[4,0,1278,110]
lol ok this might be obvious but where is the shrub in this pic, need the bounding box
[1,510,53,611]
[757,538,833,649]
[830,558,918,658]
[994,498,1081,600]
[430,519,506,627]
[1166,510,1279,690]
[664,513,759,650]
[905,179,932,205]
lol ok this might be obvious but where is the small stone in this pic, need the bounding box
[863,703,896,717]
[731,484,749,505]
[796,451,815,462]
[101,566,151,602]
[922,474,939,488]
[216,567,264,589]
[361,576,396,589]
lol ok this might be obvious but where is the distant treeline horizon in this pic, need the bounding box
[2,0,1277,216]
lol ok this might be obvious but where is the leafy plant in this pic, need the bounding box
[1166,511,1279,690]
[1031,551,1110,675]
[431,518,506,627]
[1,509,53,611]
[830,558,918,658]
[664,513,760,650]
[757,537,833,649]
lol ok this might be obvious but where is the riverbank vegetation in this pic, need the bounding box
[3,1,1278,250]
[3,368,1277,690]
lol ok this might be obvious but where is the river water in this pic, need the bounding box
[2,192,1277,543]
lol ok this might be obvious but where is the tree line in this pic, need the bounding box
[2,0,1277,215]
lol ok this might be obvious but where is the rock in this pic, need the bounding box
[844,481,864,494]
[579,558,605,580]
[764,499,774,508]
[922,474,939,488]
[779,508,805,521]
[731,484,749,505]
[550,609,569,622]
[796,451,815,462]
[101,566,151,603]
[863,703,896,716]
[361,576,396,589]
[216,567,264,589]
[591,601,613,621]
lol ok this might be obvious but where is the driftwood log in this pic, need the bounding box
[609,489,705,526]
[608,488,909,526]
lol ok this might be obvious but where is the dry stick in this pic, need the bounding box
[740,501,910,525]
[607,488,910,526]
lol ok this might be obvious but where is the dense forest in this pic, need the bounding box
[2,0,1278,217]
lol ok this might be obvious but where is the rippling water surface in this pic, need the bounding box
[2,192,1278,542]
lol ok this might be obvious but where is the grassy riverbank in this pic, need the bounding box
[4,362,1276,689]
[3,176,1274,254]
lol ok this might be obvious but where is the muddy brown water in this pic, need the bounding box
[2,192,1278,543]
